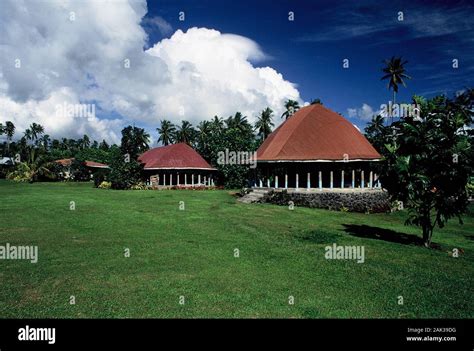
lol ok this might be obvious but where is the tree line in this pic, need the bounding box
[0,99,306,187]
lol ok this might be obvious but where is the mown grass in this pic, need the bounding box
[0,180,472,318]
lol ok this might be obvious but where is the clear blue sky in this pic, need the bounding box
[144,0,473,127]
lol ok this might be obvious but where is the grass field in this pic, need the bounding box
[0,180,473,318]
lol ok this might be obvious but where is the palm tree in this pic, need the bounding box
[281,99,300,119]
[41,134,51,151]
[156,120,176,146]
[226,112,251,133]
[196,120,211,150]
[5,121,15,155]
[255,107,274,140]
[381,56,411,123]
[0,123,4,150]
[134,127,150,151]
[60,138,70,151]
[197,120,211,140]
[99,139,109,151]
[51,139,60,150]
[81,134,90,149]
[24,128,33,142]
[23,123,45,163]
[174,121,195,145]
[29,123,44,142]
[211,116,224,132]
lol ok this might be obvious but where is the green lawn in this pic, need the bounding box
[0,180,473,318]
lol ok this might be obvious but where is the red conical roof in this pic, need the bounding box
[257,104,381,161]
[139,143,216,170]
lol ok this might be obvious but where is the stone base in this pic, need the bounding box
[261,188,390,213]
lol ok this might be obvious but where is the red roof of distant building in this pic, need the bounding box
[139,143,216,170]
[84,160,109,169]
[55,158,109,168]
[55,158,74,166]
[257,104,381,161]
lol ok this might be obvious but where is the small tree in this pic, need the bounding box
[108,153,144,190]
[379,90,473,247]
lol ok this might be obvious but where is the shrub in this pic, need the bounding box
[130,182,148,190]
[108,153,144,190]
[93,169,109,188]
[98,181,111,189]
[70,159,91,181]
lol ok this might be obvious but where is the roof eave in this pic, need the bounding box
[257,158,381,163]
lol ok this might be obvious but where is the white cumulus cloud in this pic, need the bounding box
[0,0,302,144]
[347,103,378,121]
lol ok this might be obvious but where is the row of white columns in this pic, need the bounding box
[256,170,380,189]
[152,174,214,187]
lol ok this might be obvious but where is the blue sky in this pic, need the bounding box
[144,0,473,125]
[0,0,472,143]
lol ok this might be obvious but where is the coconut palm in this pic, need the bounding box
[197,120,211,139]
[226,112,251,133]
[156,120,176,146]
[364,114,389,152]
[134,128,150,151]
[174,120,195,145]
[211,116,224,131]
[24,128,32,141]
[41,134,51,151]
[99,139,110,151]
[255,107,274,140]
[29,123,44,142]
[381,56,411,123]
[5,121,15,155]
[80,134,90,149]
[281,99,300,119]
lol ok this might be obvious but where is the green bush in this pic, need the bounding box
[108,152,144,190]
[98,181,111,189]
[93,169,109,188]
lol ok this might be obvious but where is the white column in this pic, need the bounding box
[211,177,215,186]
[319,171,322,190]
[170,173,173,186]
[177,173,180,186]
[267,179,270,188]
[295,173,299,189]
[259,179,263,188]
[275,175,279,188]
[285,174,288,189]
[352,170,355,188]
[307,173,311,189]
[341,170,344,188]
[192,174,194,186]
[185,174,187,186]
[204,176,207,186]
[163,174,166,186]
[369,171,373,188]
[330,171,333,189]
[198,174,201,185]
[361,170,365,188]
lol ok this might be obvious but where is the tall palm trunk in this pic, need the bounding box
[392,91,396,125]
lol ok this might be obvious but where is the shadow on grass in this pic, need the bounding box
[341,224,441,249]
